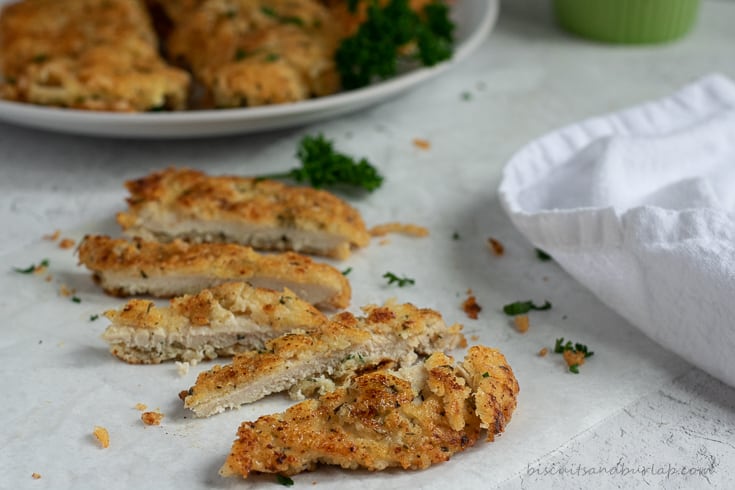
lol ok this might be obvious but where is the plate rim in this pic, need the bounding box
[0,0,499,138]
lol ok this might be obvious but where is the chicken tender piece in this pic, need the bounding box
[78,235,350,309]
[219,346,519,477]
[116,168,370,260]
[182,301,465,416]
[103,281,328,364]
[0,0,190,111]
[165,0,340,107]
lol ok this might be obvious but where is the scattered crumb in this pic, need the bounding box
[378,238,390,246]
[31,473,42,480]
[462,294,482,320]
[412,138,431,150]
[514,314,529,334]
[43,229,61,241]
[33,264,48,275]
[58,238,76,249]
[93,426,110,448]
[134,403,147,411]
[175,361,190,376]
[487,237,504,256]
[538,347,549,357]
[563,350,586,369]
[141,411,164,426]
[59,284,75,297]
[44,275,52,282]
[369,222,429,238]
[470,334,480,342]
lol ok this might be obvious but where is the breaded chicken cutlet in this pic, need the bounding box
[103,281,327,364]
[160,0,341,108]
[219,346,519,478]
[181,301,465,416]
[0,0,190,111]
[117,168,370,259]
[78,235,351,309]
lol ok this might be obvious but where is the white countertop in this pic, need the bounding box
[1,1,734,489]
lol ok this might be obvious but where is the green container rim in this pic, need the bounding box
[553,0,701,44]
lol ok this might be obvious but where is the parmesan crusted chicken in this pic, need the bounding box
[78,235,351,309]
[162,0,341,108]
[0,0,190,111]
[102,281,327,364]
[182,301,465,416]
[219,345,519,478]
[116,168,370,259]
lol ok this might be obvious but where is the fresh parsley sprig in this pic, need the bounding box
[257,135,383,192]
[502,300,551,316]
[383,272,415,287]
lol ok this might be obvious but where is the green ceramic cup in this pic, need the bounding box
[553,0,701,44]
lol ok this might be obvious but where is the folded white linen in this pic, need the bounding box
[499,74,735,387]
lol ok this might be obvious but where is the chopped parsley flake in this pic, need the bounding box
[342,267,353,276]
[71,296,81,303]
[89,314,99,322]
[481,372,489,378]
[536,248,552,261]
[276,474,294,486]
[383,272,415,287]
[13,259,49,274]
[553,337,593,357]
[502,300,551,316]
[452,231,460,240]
[569,364,580,374]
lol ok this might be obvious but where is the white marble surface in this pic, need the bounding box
[1,1,734,489]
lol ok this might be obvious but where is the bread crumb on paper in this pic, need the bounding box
[135,403,147,411]
[487,237,504,256]
[59,238,76,249]
[43,229,61,241]
[31,472,42,480]
[176,361,190,376]
[59,285,75,297]
[462,291,482,320]
[514,315,529,334]
[93,426,110,448]
[563,350,586,369]
[538,347,548,357]
[141,411,164,426]
[369,222,429,238]
[412,138,431,150]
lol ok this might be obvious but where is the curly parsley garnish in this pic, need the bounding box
[13,259,49,274]
[502,300,551,316]
[335,0,454,90]
[383,272,415,287]
[257,134,383,192]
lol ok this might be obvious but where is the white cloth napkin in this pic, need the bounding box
[499,74,735,387]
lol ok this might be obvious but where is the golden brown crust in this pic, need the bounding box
[102,281,328,364]
[183,301,465,415]
[0,0,190,111]
[117,167,370,259]
[78,235,351,309]
[219,345,518,477]
[164,0,341,108]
